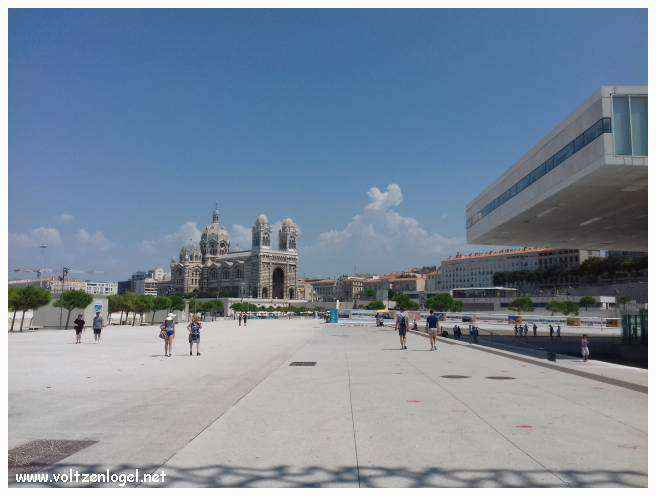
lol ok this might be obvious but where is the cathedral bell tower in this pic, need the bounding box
[252,214,271,250]
[278,218,299,251]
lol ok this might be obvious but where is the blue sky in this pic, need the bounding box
[9,9,647,281]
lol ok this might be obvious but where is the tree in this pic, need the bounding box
[10,286,52,332]
[393,293,419,311]
[168,295,185,314]
[8,287,20,332]
[578,296,597,311]
[546,300,562,316]
[151,296,171,323]
[362,288,377,299]
[546,300,579,316]
[508,297,534,313]
[108,294,121,324]
[199,300,223,320]
[617,295,632,314]
[121,293,138,325]
[231,302,259,313]
[426,293,460,312]
[19,286,52,331]
[366,300,386,310]
[53,290,93,329]
[561,301,580,316]
[207,300,224,319]
[133,295,153,325]
[188,298,198,316]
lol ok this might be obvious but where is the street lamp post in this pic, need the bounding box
[58,266,70,328]
[38,244,48,288]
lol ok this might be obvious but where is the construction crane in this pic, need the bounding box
[12,267,53,283]
[68,269,105,275]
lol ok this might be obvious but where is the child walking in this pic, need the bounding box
[581,334,590,362]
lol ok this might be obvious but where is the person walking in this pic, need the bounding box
[395,309,408,350]
[524,323,529,337]
[581,334,590,362]
[92,311,104,343]
[161,313,176,357]
[533,323,538,337]
[243,312,248,326]
[73,313,84,344]
[188,315,202,356]
[549,324,554,340]
[238,312,243,326]
[426,309,439,351]
[556,325,561,339]
[470,325,479,344]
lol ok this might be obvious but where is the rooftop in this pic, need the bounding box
[443,247,564,262]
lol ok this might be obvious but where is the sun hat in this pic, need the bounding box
[166,313,175,321]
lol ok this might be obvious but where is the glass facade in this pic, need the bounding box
[613,95,648,156]
[630,96,648,156]
[467,117,611,228]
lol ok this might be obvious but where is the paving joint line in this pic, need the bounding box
[344,347,361,488]
[142,328,321,484]
[408,330,647,394]
[402,356,570,487]
[520,379,647,436]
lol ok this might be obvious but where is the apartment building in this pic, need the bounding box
[436,247,601,291]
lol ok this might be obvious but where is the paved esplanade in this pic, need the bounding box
[9,319,647,487]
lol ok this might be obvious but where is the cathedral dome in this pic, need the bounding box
[282,218,295,226]
[201,204,230,243]
[199,205,231,256]
[256,214,268,225]
[202,222,230,241]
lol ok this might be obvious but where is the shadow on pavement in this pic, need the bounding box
[10,462,647,488]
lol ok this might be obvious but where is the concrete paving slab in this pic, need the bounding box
[8,319,647,487]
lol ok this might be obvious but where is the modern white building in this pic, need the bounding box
[425,271,440,295]
[133,277,158,296]
[467,86,647,251]
[436,247,600,291]
[310,279,337,302]
[85,281,118,296]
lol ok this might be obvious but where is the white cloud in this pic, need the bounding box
[76,228,113,252]
[9,227,63,249]
[138,239,158,255]
[56,213,75,224]
[231,224,251,251]
[306,184,464,274]
[365,183,403,211]
[164,221,201,244]
[137,221,202,264]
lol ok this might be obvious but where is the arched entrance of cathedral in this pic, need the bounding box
[261,287,268,299]
[272,267,285,299]
[288,287,295,300]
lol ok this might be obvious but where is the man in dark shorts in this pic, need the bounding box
[92,312,103,343]
[426,309,439,351]
[73,314,84,344]
[395,309,408,350]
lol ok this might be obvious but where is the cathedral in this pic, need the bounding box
[170,205,300,299]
